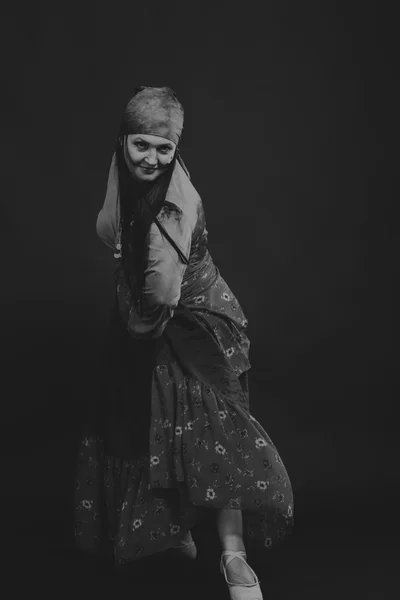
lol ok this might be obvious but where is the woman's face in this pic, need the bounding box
[125,133,176,182]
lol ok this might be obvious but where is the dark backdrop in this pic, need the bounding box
[1,0,395,563]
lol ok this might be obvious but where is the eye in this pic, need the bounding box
[134,141,148,151]
[158,146,172,155]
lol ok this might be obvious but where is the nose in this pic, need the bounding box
[144,148,157,166]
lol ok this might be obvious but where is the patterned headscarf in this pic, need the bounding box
[120,86,184,145]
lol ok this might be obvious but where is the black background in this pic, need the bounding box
[1,0,396,595]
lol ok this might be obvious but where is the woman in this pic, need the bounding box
[74,86,294,599]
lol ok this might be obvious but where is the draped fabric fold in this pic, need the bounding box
[163,304,249,410]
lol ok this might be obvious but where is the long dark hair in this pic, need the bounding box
[114,136,177,299]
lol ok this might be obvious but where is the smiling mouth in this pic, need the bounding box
[141,166,157,171]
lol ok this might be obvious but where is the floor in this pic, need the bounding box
[3,485,397,599]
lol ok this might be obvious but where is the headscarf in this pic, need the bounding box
[119,86,184,145]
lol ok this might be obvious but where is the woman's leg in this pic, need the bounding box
[216,509,257,585]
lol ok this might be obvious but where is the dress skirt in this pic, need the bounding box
[74,305,294,566]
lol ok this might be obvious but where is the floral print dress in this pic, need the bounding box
[74,160,294,566]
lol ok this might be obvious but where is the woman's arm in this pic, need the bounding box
[126,205,193,339]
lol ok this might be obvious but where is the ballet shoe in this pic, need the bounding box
[220,550,263,600]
